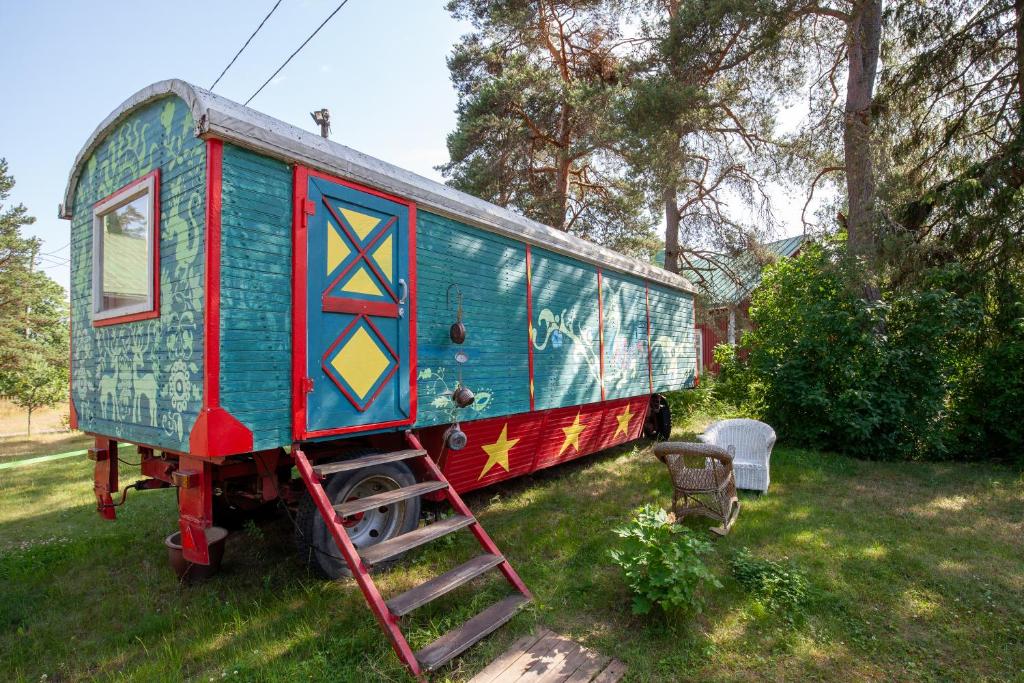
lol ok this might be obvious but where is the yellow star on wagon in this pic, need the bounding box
[615,403,635,438]
[479,424,519,479]
[558,412,588,456]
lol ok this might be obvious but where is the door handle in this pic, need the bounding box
[398,278,408,304]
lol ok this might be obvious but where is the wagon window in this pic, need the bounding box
[91,171,159,324]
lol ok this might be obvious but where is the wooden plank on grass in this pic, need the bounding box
[472,629,623,683]
[589,659,627,683]
[489,631,566,683]
[468,630,549,682]
[538,644,607,683]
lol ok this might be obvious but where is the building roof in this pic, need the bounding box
[61,79,695,295]
[658,234,806,307]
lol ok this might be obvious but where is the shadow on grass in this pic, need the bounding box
[0,439,1021,681]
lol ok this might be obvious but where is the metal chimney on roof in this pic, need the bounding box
[311,109,331,138]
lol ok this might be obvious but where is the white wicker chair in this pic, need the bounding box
[698,419,776,493]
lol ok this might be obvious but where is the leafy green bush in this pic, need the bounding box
[609,505,721,614]
[711,343,765,415]
[662,371,754,427]
[730,548,809,621]
[945,277,1024,464]
[740,242,981,460]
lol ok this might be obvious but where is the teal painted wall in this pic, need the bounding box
[219,144,293,450]
[414,211,530,428]
[602,272,651,399]
[530,248,603,410]
[648,285,697,392]
[70,97,205,451]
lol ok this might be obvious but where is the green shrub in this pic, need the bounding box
[711,343,765,415]
[945,278,1024,465]
[730,548,809,621]
[609,505,721,615]
[741,242,980,460]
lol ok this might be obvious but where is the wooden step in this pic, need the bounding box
[313,449,426,477]
[359,514,475,566]
[334,480,448,518]
[416,594,530,672]
[387,553,505,617]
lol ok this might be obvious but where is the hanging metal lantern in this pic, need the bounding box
[452,385,475,408]
[444,423,468,451]
[447,284,467,344]
[450,321,467,344]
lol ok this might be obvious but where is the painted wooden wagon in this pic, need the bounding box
[62,79,697,676]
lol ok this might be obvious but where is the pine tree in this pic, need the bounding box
[441,0,654,253]
[619,0,795,278]
[0,158,69,434]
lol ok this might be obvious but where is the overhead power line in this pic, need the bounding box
[245,0,352,106]
[210,0,285,92]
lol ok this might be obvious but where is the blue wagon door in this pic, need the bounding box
[297,171,416,438]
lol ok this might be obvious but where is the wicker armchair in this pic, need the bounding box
[653,441,740,536]
[699,419,776,493]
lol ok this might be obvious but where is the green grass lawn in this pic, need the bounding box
[1,430,1022,682]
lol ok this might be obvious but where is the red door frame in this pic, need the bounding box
[291,166,418,441]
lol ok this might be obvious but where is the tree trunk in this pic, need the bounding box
[664,186,681,273]
[843,0,882,266]
[26,406,32,438]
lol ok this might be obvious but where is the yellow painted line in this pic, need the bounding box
[0,449,88,470]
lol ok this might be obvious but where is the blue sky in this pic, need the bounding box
[0,1,810,292]
[0,0,470,289]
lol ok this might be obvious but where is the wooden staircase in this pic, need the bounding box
[292,433,532,678]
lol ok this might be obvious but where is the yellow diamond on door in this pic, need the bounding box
[330,326,392,400]
[372,234,393,282]
[341,265,384,296]
[340,207,381,240]
[327,221,350,275]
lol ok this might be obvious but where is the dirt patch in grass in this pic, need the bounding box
[0,400,68,437]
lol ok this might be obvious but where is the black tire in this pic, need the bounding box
[294,458,421,579]
[644,394,672,440]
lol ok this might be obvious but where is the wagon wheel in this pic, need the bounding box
[644,394,672,440]
[294,451,421,579]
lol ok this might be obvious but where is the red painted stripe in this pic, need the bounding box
[525,244,535,411]
[188,140,253,457]
[597,268,605,401]
[92,309,160,327]
[204,141,223,407]
[321,297,399,317]
[291,165,310,440]
[406,202,418,423]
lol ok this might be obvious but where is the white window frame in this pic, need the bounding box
[91,171,159,323]
[695,328,704,378]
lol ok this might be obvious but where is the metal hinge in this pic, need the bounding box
[302,377,314,393]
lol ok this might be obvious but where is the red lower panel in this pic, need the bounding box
[420,395,651,494]
[177,455,213,564]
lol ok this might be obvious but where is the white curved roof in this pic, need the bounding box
[62,79,695,294]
